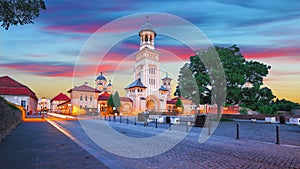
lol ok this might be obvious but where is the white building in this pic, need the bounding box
[125,20,173,112]
[0,76,38,115]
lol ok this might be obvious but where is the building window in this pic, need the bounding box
[80,95,82,101]
[85,105,87,108]
[90,96,92,101]
[21,100,26,107]
[85,95,87,101]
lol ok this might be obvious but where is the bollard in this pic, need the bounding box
[114,115,116,122]
[276,125,280,145]
[208,121,211,136]
[120,116,122,123]
[127,116,129,124]
[236,123,240,140]
[104,115,106,121]
[109,115,111,121]
[169,123,171,130]
[186,121,188,132]
[155,119,158,128]
[208,115,211,135]
[134,117,136,125]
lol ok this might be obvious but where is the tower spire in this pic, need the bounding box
[139,16,156,50]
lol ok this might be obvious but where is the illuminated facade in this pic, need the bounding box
[125,20,172,112]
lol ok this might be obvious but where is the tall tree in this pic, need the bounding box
[175,98,184,113]
[0,0,46,30]
[107,94,115,115]
[107,94,115,108]
[113,91,121,111]
[182,45,273,113]
[176,63,200,104]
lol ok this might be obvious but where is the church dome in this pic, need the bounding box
[141,21,154,31]
[139,16,156,36]
[96,72,107,81]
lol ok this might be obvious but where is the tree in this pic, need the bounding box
[175,98,184,113]
[182,44,274,114]
[0,0,46,30]
[273,99,300,112]
[107,94,115,115]
[174,85,181,97]
[113,91,121,112]
[176,63,200,104]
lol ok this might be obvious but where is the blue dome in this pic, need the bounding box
[96,72,107,81]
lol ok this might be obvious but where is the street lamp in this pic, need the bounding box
[41,97,46,119]
[68,103,71,115]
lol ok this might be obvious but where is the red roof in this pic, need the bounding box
[68,84,100,93]
[57,99,71,107]
[51,93,70,103]
[98,92,132,102]
[166,97,188,104]
[120,97,132,102]
[98,91,111,101]
[0,76,38,100]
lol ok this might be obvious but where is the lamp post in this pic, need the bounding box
[41,97,46,119]
[68,103,71,116]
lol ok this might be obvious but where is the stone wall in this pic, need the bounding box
[0,96,22,142]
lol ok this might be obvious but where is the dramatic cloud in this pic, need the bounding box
[242,47,300,59]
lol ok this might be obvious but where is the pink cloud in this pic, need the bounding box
[243,47,300,59]
[158,46,194,61]
[0,62,127,78]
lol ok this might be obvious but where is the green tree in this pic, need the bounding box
[107,94,115,114]
[174,85,181,97]
[183,45,274,114]
[176,63,200,104]
[113,91,121,111]
[274,99,300,112]
[175,98,184,113]
[0,0,46,30]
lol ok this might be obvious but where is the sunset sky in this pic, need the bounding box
[1,0,300,103]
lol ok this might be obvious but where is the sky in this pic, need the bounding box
[1,0,300,103]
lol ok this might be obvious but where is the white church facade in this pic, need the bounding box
[57,19,193,115]
[124,20,173,112]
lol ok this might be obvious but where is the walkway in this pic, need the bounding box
[0,121,108,169]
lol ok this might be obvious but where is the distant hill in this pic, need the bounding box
[0,96,22,142]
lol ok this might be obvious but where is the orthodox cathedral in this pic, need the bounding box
[55,19,192,115]
[93,19,175,113]
[93,19,192,114]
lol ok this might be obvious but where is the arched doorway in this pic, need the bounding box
[146,99,156,111]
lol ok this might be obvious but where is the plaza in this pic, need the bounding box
[1,115,299,169]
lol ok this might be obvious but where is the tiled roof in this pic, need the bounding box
[120,97,133,102]
[0,76,38,100]
[51,93,70,103]
[98,92,132,102]
[57,99,71,107]
[125,78,146,89]
[166,97,187,104]
[98,91,111,101]
[68,84,100,93]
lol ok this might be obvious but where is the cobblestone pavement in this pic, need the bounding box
[0,121,109,169]
[50,118,300,169]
